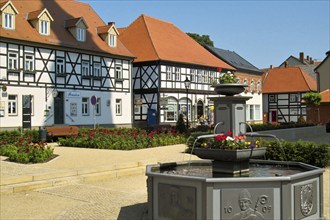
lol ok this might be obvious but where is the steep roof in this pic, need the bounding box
[119,14,234,70]
[204,46,262,74]
[320,89,330,103]
[262,67,317,93]
[0,0,134,59]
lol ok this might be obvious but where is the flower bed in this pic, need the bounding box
[0,130,54,163]
[58,127,186,150]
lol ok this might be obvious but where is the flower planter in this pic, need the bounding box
[193,147,266,175]
[212,83,247,96]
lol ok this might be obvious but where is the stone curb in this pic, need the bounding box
[0,161,153,194]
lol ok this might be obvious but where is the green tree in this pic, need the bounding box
[302,92,321,106]
[186,33,214,47]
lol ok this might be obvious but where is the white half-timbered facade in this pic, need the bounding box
[120,15,235,127]
[262,67,317,123]
[0,0,134,129]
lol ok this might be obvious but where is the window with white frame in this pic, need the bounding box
[82,61,89,76]
[190,69,196,82]
[175,67,180,81]
[166,66,172,80]
[77,28,86,42]
[197,70,202,83]
[209,71,215,84]
[290,93,300,102]
[24,54,34,72]
[115,65,122,79]
[115,99,122,116]
[40,20,49,35]
[8,52,18,70]
[3,13,14,29]
[8,95,17,115]
[93,63,101,77]
[82,97,89,115]
[95,97,101,115]
[246,104,261,121]
[109,34,116,47]
[203,71,209,83]
[165,98,178,122]
[269,94,276,103]
[56,58,65,74]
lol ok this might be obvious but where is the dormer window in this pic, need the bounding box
[65,17,88,42]
[27,8,53,36]
[77,28,85,42]
[1,1,18,30]
[109,34,116,47]
[40,20,49,35]
[4,13,13,29]
[97,22,119,48]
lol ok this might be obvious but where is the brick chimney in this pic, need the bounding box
[299,52,304,62]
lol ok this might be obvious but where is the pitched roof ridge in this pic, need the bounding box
[141,14,173,25]
[141,14,161,60]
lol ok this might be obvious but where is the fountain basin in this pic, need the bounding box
[146,160,325,220]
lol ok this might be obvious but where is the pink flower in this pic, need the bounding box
[227,131,233,136]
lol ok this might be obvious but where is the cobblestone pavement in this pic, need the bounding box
[0,175,148,220]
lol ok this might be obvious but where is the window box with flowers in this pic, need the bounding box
[212,71,247,96]
[193,131,266,174]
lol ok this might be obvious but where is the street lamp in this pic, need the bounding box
[184,77,191,129]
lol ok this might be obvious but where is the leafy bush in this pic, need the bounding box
[0,129,39,145]
[250,122,315,132]
[265,140,329,167]
[0,138,54,164]
[58,127,186,150]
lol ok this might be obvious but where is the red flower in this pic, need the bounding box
[25,149,29,153]
[227,131,233,136]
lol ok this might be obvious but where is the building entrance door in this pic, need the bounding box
[54,92,64,124]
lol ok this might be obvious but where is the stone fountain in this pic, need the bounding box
[146,84,325,220]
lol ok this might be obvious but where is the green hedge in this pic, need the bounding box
[265,140,329,168]
[250,122,316,132]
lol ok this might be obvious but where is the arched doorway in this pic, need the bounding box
[197,100,204,119]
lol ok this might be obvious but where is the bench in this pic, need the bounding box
[46,126,79,140]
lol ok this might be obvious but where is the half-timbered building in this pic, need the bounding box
[262,66,317,123]
[0,0,135,129]
[205,46,263,124]
[118,14,235,127]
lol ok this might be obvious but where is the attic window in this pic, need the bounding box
[3,13,13,29]
[109,34,116,47]
[40,20,49,35]
[77,28,86,42]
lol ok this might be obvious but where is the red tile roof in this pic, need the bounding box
[262,67,317,93]
[320,89,330,103]
[0,0,134,59]
[119,14,235,70]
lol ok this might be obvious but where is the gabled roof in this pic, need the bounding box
[0,0,18,14]
[279,56,305,67]
[119,14,234,70]
[205,46,262,75]
[315,51,330,72]
[262,67,317,93]
[65,17,87,28]
[97,22,119,35]
[27,8,54,21]
[320,89,330,103]
[0,0,134,59]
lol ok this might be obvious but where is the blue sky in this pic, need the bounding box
[84,0,329,69]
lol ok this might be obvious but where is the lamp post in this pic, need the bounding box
[184,77,191,129]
